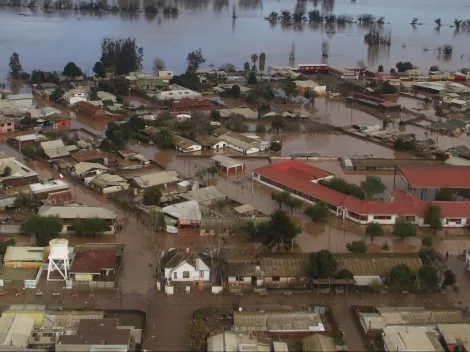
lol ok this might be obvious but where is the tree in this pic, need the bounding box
[22,145,39,159]
[394,139,416,152]
[243,62,250,76]
[230,85,241,98]
[283,80,298,100]
[99,139,116,152]
[389,264,412,290]
[418,265,439,289]
[206,166,219,178]
[259,52,266,73]
[72,217,108,235]
[286,197,302,215]
[62,62,83,78]
[14,193,34,209]
[321,40,329,57]
[271,115,287,131]
[21,215,63,246]
[250,54,258,71]
[336,269,353,280]
[308,250,338,279]
[360,176,386,199]
[100,37,144,74]
[143,186,162,205]
[2,166,12,177]
[421,234,433,247]
[430,65,439,72]
[153,57,166,74]
[380,81,398,94]
[442,270,456,287]
[147,209,166,232]
[256,123,266,133]
[396,61,414,73]
[424,204,442,233]
[9,52,23,79]
[219,63,236,72]
[393,218,417,240]
[378,64,384,72]
[210,110,221,121]
[436,188,456,201]
[93,61,106,78]
[185,319,209,351]
[304,202,329,222]
[263,210,302,250]
[119,199,130,214]
[381,242,390,251]
[270,141,282,152]
[187,49,206,72]
[247,72,257,85]
[365,222,383,242]
[89,88,99,101]
[271,191,290,209]
[346,240,368,253]
[195,168,207,183]
[49,87,64,102]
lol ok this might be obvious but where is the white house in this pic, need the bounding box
[163,249,211,283]
[8,93,34,108]
[97,91,117,102]
[155,89,202,101]
[63,89,88,105]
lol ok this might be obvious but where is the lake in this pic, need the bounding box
[0,0,469,78]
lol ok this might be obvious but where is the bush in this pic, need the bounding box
[346,240,367,253]
[394,139,416,152]
[381,241,390,251]
[143,186,162,205]
[256,123,266,133]
[421,234,433,247]
[319,178,365,199]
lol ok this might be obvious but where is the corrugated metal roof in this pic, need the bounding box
[38,205,116,219]
[4,247,45,262]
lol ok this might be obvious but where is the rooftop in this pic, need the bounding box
[233,311,323,333]
[438,323,470,351]
[4,247,45,262]
[90,174,128,188]
[163,200,201,222]
[302,334,336,352]
[70,251,117,274]
[172,135,200,149]
[38,205,116,220]
[207,332,270,352]
[0,157,37,178]
[0,268,38,281]
[383,325,444,352]
[181,186,226,204]
[56,319,131,346]
[0,315,35,348]
[71,149,108,163]
[8,93,34,101]
[131,170,179,188]
[73,162,109,175]
[29,180,69,194]
[43,190,74,205]
[211,155,244,169]
[399,165,470,188]
[337,253,422,276]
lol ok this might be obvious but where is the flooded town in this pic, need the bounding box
[0,0,470,351]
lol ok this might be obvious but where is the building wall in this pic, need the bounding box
[67,96,87,105]
[0,121,14,134]
[74,273,93,281]
[100,185,129,194]
[4,261,43,269]
[175,145,202,153]
[211,141,227,149]
[165,262,210,282]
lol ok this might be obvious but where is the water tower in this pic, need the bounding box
[47,239,70,281]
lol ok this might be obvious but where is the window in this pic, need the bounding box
[405,216,415,222]
[446,218,462,225]
[173,272,177,279]
[373,215,392,220]
[199,271,204,278]
[236,276,244,282]
[272,276,280,282]
[7,123,11,126]
[0,124,3,127]
[183,271,190,278]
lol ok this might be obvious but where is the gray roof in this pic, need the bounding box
[8,93,33,101]
[73,162,109,175]
[233,311,322,332]
[302,334,336,352]
[0,315,35,348]
[211,155,244,169]
[181,186,226,204]
[38,205,117,219]
[90,174,128,188]
[40,140,69,159]
[162,200,201,221]
[131,171,179,188]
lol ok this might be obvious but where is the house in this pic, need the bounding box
[7,93,34,108]
[63,89,88,105]
[171,98,213,112]
[227,254,310,288]
[76,101,110,120]
[347,93,401,110]
[302,334,336,352]
[430,121,461,136]
[450,99,468,112]
[211,155,245,174]
[33,82,58,97]
[413,82,447,94]
[69,250,119,282]
[4,246,45,269]
[448,118,469,130]
[162,200,201,235]
[42,190,75,206]
[40,139,70,159]
[447,82,470,93]
[233,311,324,333]
[38,205,117,235]
[71,161,109,178]
[97,91,117,102]
[56,319,132,352]
[0,117,14,134]
[172,135,202,153]
[196,136,227,150]
[129,170,180,192]
[29,179,69,200]
[208,332,271,352]
[71,149,108,165]
[136,78,166,91]
[0,155,39,187]
[382,326,443,352]
[43,114,72,129]
[12,133,48,147]
[328,67,358,80]
[181,186,226,205]
[438,324,470,352]
[88,173,129,194]
[0,314,35,348]
[163,249,211,287]
[294,80,326,94]
[297,63,329,74]
[218,131,260,154]
[138,126,160,143]
[155,89,202,101]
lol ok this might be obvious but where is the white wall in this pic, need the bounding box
[165,262,210,282]
[211,141,227,149]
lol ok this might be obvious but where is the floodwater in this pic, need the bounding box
[1,0,470,78]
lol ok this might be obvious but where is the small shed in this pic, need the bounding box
[211,155,245,174]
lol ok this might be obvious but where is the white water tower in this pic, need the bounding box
[47,239,70,281]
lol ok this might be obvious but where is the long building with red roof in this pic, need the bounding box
[253,160,470,228]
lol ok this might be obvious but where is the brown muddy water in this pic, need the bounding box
[1,0,470,78]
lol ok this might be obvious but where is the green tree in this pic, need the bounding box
[381,241,390,251]
[396,61,414,72]
[143,186,162,205]
[259,52,266,73]
[436,188,456,201]
[72,217,108,236]
[304,202,329,222]
[421,234,433,247]
[210,110,221,121]
[270,141,282,152]
[271,115,287,131]
[49,87,64,102]
[247,72,257,85]
[230,84,241,98]
[442,270,456,287]
[147,209,166,232]
[89,87,99,101]
[379,81,398,94]
[360,176,386,199]
[393,217,417,240]
[424,204,443,233]
[263,210,302,250]
[243,62,250,76]
[62,62,83,78]
[157,127,173,148]
[389,263,412,290]
[22,145,39,159]
[365,222,383,242]
[336,269,353,279]
[250,54,258,71]
[185,319,209,351]
[378,64,384,72]
[119,199,130,214]
[99,139,116,152]
[186,49,206,71]
[283,79,298,100]
[286,197,302,215]
[100,37,144,74]
[271,191,291,209]
[206,166,219,178]
[21,215,63,246]
[256,123,266,133]
[93,61,106,78]
[308,250,338,279]
[153,57,166,74]
[195,168,207,183]
[346,240,368,253]
[14,193,34,209]
[2,166,12,177]
[9,52,23,79]
[418,265,439,289]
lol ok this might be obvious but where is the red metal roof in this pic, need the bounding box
[77,101,102,113]
[399,165,470,188]
[71,149,108,162]
[45,190,74,205]
[70,251,117,274]
[172,98,213,109]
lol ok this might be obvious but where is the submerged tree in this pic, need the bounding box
[100,37,144,74]
[9,52,23,79]
[187,49,206,71]
[321,40,329,57]
[153,57,166,74]
[259,52,266,73]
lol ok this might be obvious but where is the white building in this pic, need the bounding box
[63,89,88,105]
[155,89,202,101]
[8,93,34,108]
[163,249,211,283]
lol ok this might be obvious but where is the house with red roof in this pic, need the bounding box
[76,101,123,121]
[69,250,119,284]
[253,160,470,228]
[171,98,213,113]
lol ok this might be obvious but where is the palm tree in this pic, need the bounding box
[259,53,266,73]
[251,54,258,71]
[292,12,306,23]
[308,10,322,22]
[157,127,173,148]
[280,10,291,21]
[268,11,278,21]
